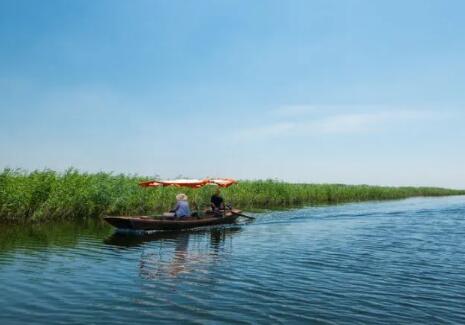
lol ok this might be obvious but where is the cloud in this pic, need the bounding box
[234,106,443,141]
[271,105,320,117]
[313,110,437,134]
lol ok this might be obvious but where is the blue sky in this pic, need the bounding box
[1,0,464,188]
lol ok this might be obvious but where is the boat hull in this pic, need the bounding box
[104,210,241,231]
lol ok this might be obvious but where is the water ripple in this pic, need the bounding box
[1,196,465,324]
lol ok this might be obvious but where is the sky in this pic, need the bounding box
[1,0,465,188]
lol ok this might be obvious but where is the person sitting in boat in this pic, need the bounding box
[171,193,191,218]
[210,188,225,212]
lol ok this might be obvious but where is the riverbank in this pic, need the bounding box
[1,169,464,222]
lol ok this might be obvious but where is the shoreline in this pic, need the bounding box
[1,169,464,223]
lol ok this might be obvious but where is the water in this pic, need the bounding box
[1,196,465,324]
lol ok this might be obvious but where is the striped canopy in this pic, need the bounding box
[139,178,237,189]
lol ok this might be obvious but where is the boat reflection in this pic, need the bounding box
[104,226,243,278]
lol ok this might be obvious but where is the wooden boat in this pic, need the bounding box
[104,209,242,231]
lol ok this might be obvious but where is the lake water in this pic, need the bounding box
[1,196,465,324]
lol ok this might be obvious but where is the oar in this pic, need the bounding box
[231,210,255,220]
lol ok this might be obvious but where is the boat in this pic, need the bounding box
[104,209,243,231]
[104,178,251,231]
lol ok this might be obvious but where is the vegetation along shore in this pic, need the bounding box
[1,169,464,223]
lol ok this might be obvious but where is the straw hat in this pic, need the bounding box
[176,193,188,201]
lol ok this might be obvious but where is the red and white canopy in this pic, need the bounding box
[139,178,237,189]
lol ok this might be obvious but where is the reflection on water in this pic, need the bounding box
[103,226,242,248]
[0,219,111,253]
[105,227,243,279]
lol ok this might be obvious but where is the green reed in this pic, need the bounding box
[1,168,464,222]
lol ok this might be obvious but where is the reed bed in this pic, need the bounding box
[1,168,464,223]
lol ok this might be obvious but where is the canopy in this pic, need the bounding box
[139,178,237,189]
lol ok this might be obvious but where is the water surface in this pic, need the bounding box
[1,196,465,324]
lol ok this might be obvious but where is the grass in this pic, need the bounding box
[1,168,464,223]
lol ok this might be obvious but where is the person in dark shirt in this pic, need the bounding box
[210,188,225,212]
